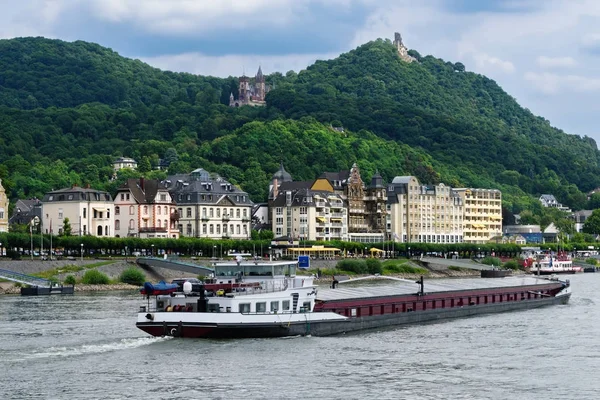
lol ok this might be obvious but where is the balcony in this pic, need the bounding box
[201,215,209,222]
[242,217,251,223]
[139,227,168,233]
[222,215,231,222]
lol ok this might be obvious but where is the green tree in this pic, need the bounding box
[583,209,600,235]
[62,217,72,236]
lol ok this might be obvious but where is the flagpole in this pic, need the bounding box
[50,219,53,261]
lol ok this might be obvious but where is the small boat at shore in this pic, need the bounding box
[136,259,572,339]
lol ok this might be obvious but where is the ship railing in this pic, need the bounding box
[227,280,290,296]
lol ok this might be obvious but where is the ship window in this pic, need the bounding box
[282,300,290,311]
[239,303,250,313]
[301,301,311,312]
[351,308,357,317]
[256,302,266,313]
[270,301,279,312]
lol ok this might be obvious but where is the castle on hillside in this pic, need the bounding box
[393,32,416,63]
[229,66,270,107]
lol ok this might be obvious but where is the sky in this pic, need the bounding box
[1,0,600,143]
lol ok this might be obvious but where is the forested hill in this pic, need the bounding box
[0,36,597,215]
[0,37,236,108]
[267,39,600,199]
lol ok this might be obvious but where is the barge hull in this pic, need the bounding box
[136,293,570,338]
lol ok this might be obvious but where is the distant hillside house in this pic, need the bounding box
[113,157,138,171]
[539,194,571,212]
[9,198,42,228]
[572,210,593,233]
[164,168,253,241]
[229,66,270,107]
[114,178,180,239]
[42,185,114,237]
[0,179,8,232]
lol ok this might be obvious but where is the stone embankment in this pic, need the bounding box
[0,257,492,295]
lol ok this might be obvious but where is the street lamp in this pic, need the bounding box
[80,243,83,262]
[268,246,272,261]
[213,245,216,259]
[151,244,155,257]
[408,246,411,259]
[0,242,2,257]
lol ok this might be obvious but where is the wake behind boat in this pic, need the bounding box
[136,259,571,338]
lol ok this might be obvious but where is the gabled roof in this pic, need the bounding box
[117,178,168,204]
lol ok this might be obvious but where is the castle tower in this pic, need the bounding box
[255,66,265,101]
[239,75,250,102]
[393,32,416,63]
[346,163,366,232]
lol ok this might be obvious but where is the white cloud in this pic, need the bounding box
[525,72,600,94]
[140,51,338,78]
[473,53,516,73]
[537,56,576,68]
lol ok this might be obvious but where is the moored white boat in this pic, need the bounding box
[529,253,582,275]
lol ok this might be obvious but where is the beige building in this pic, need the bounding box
[0,179,8,232]
[42,185,114,237]
[454,188,502,244]
[113,157,138,172]
[114,178,180,239]
[270,184,348,242]
[387,176,464,243]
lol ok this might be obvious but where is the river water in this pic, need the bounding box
[0,273,599,400]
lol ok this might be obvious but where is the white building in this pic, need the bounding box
[42,185,114,237]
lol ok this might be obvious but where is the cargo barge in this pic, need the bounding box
[136,260,571,338]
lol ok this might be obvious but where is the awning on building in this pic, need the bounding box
[316,216,327,223]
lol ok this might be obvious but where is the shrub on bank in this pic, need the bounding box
[64,275,76,285]
[586,258,598,265]
[365,258,383,274]
[119,267,145,286]
[336,259,367,274]
[481,256,501,267]
[503,260,519,270]
[81,269,110,285]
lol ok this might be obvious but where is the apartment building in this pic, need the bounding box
[270,184,348,241]
[387,176,464,243]
[164,168,253,240]
[454,188,502,244]
[41,185,114,237]
[114,178,180,239]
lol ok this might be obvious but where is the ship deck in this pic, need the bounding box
[316,276,561,301]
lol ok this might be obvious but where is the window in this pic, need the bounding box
[157,207,161,215]
[48,195,54,201]
[115,206,119,216]
[83,208,87,218]
[216,225,221,234]
[243,225,248,235]
[302,302,311,312]
[143,206,148,215]
[187,224,192,235]
[217,208,220,217]
[300,207,307,215]
[276,207,283,215]
[223,224,227,234]
[187,194,191,201]
[210,224,214,234]
[282,300,290,311]
[230,208,233,217]
[129,206,134,215]
[239,303,250,313]
[236,225,240,234]
[256,302,266,313]
[160,194,166,201]
[186,208,192,218]
[210,208,214,217]
[58,208,63,219]
[236,209,240,218]
[164,219,168,229]
[270,301,279,312]
[164,206,168,215]
[68,194,73,200]
[126,193,130,200]
[115,220,120,230]
[129,219,134,229]
[202,207,207,218]
[202,224,207,234]
[157,220,161,228]
[120,193,125,200]
[243,209,247,217]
